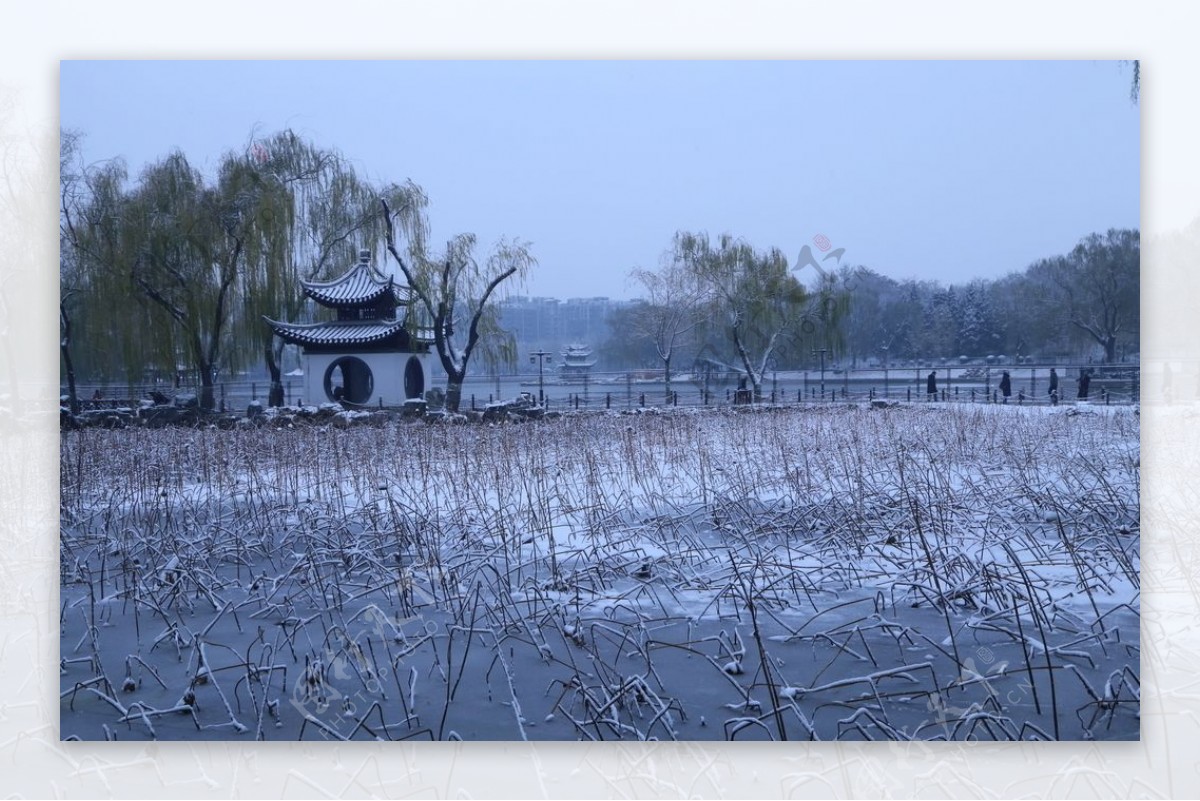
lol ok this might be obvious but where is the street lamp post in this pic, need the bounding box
[530,349,552,405]
[812,347,828,400]
[881,344,889,399]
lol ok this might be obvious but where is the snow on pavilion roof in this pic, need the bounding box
[264,318,409,348]
[560,343,597,367]
[302,250,402,308]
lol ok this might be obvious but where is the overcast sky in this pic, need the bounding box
[60,60,1140,300]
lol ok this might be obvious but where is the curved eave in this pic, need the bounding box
[263,317,408,348]
[264,317,437,349]
[301,265,402,308]
[304,285,401,308]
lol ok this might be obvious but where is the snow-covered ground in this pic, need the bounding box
[59,402,1139,740]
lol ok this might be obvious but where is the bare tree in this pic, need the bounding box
[631,256,703,403]
[381,193,535,412]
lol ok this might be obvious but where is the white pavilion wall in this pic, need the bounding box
[300,351,435,407]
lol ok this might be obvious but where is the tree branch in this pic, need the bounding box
[132,262,188,326]
[380,197,437,322]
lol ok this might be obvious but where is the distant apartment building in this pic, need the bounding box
[496,296,633,369]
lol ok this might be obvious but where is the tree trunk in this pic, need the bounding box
[663,354,671,405]
[445,377,463,413]
[60,304,80,414]
[61,346,79,414]
[730,320,761,402]
[265,344,285,407]
[199,363,216,411]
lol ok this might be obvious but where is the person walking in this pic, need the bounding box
[1077,368,1091,400]
[1048,368,1059,406]
[926,370,938,401]
[999,370,1012,404]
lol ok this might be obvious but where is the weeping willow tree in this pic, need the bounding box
[61,129,415,409]
[116,152,275,408]
[476,325,518,397]
[59,133,145,390]
[62,141,278,407]
[63,127,524,411]
[236,131,422,405]
[1045,228,1140,363]
[59,130,88,412]
[674,232,811,400]
[381,190,535,412]
[804,267,852,367]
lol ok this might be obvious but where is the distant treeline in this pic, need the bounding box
[599,228,1139,374]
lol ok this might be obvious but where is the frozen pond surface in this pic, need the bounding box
[60,402,1140,740]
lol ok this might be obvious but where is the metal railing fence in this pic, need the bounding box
[65,363,1140,413]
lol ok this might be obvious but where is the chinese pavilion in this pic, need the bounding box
[558,343,597,383]
[265,249,434,407]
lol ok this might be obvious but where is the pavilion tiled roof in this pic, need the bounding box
[302,250,401,308]
[264,318,409,348]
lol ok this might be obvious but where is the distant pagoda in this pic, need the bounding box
[558,343,597,383]
[265,249,434,406]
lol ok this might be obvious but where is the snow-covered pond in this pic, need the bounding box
[59,402,1139,740]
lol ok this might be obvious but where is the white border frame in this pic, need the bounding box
[10,2,1198,796]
